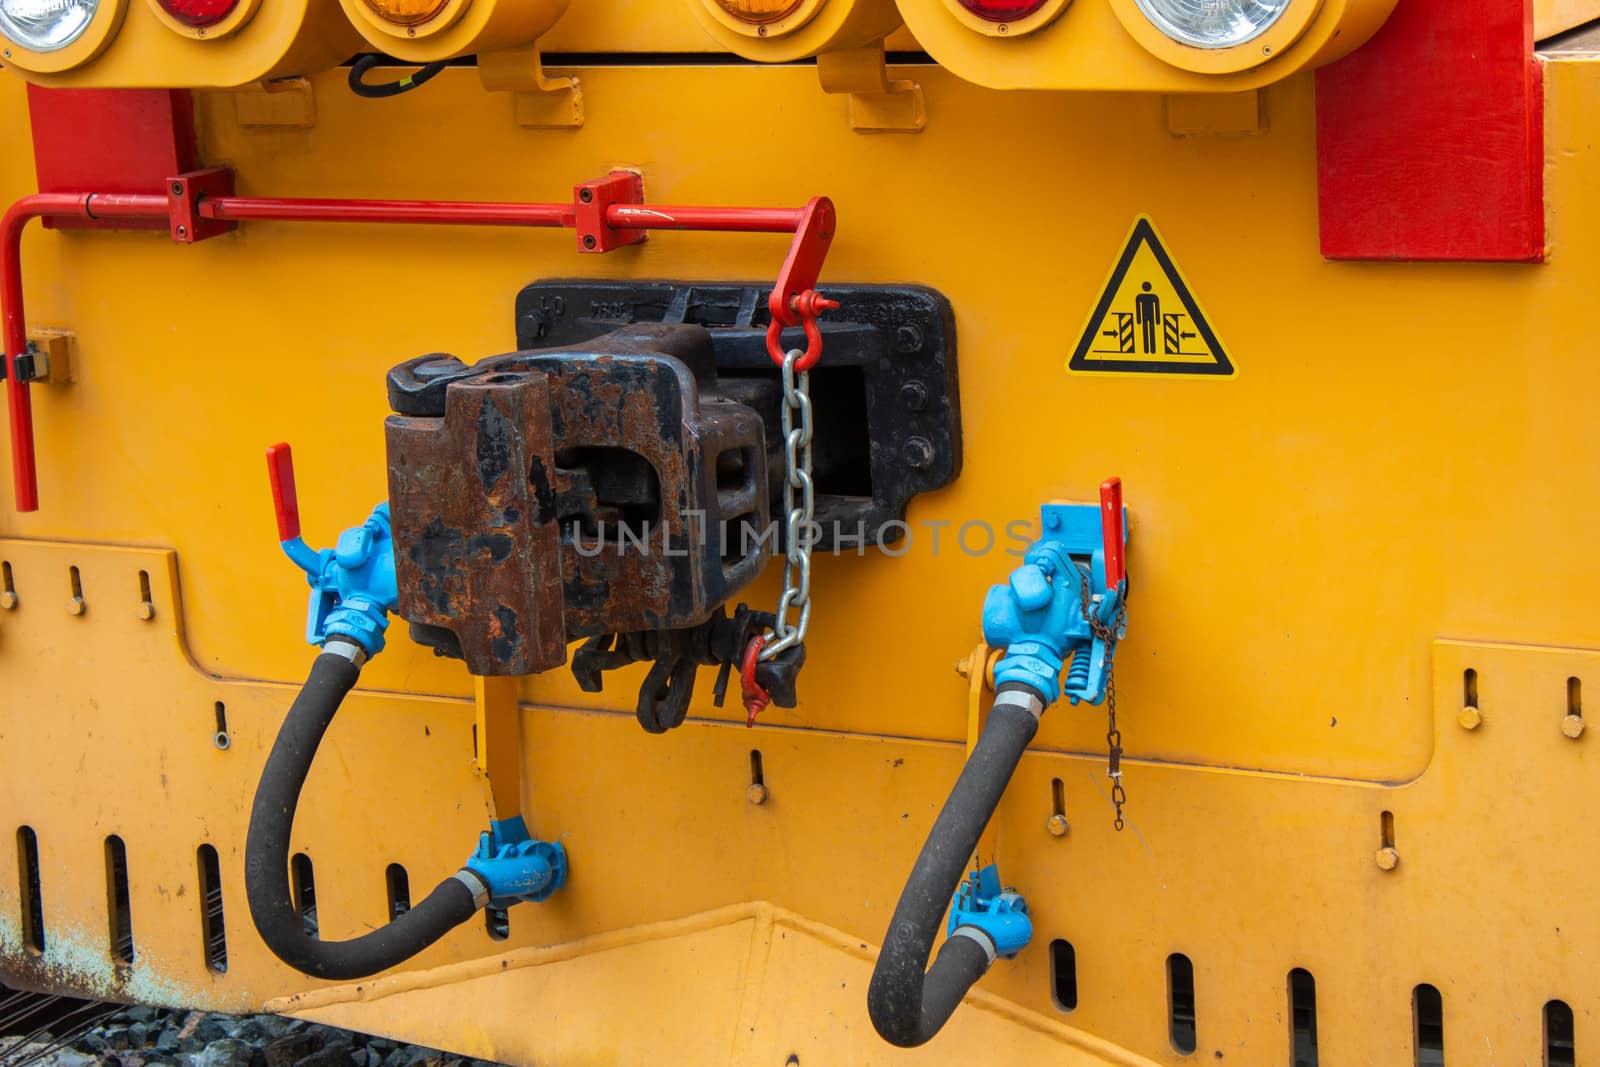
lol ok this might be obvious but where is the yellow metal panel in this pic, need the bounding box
[0,43,1599,1067]
[1537,0,1600,39]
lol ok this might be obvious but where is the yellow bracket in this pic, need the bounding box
[232,77,317,130]
[957,643,1004,868]
[473,674,525,821]
[816,44,925,134]
[478,48,583,130]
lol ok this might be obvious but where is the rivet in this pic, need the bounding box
[1375,846,1399,871]
[1046,814,1069,837]
[1562,715,1585,739]
[1457,705,1481,730]
[746,783,768,805]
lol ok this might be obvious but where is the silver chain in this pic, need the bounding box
[762,348,814,660]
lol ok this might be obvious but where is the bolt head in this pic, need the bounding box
[1375,846,1400,871]
[0,591,17,611]
[137,601,155,621]
[67,596,85,617]
[894,324,924,355]
[746,783,769,805]
[1046,814,1069,837]
[901,437,934,470]
[899,381,929,413]
[1457,705,1482,730]
[1563,714,1586,739]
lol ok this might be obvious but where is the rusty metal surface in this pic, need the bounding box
[385,324,770,675]
[386,375,566,676]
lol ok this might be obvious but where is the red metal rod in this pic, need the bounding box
[199,197,576,228]
[606,205,804,233]
[2,185,819,513]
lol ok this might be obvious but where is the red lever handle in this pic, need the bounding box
[266,443,300,542]
[1100,477,1124,590]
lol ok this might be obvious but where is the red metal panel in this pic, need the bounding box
[1315,0,1544,262]
[26,87,196,231]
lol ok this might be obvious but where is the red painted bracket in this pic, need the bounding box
[574,170,646,254]
[767,197,837,328]
[1316,0,1543,262]
[167,168,238,244]
[1100,477,1125,590]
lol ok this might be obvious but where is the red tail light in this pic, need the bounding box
[955,0,1048,21]
[156,0,239,28]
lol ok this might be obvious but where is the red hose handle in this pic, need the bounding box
[1100,477,1124,591]
[266,443,301,542]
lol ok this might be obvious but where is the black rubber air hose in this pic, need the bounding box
[245,644,484,980]
[347,54,448,99]
[867,686,1043,1048]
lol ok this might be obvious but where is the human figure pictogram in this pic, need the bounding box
[1134,281,1160,355]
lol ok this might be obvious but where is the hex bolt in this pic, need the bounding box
[746,782,769,805]
[137,601,155,621]
[1044,512,1061,531]
[1046,814,1069,837]
[899,381,929,413]
[1375,846,1400,871]
[0,591,16,611]
[895,324,924,355]
[214,731,231,751]
[1562,715,1585,739]
[1457,705,1482,730]
[68,596,85,616]
[901,437,934,470]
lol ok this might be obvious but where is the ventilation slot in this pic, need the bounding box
[1413,983,1443,1066]
[1167,952,1196,1054]
[105,835,134,965]
[1289,967,1317,1066]
[197,844,227,973]
[386,863,411,920]
[16,826,43,953]
[486,906,510,941]
[1049,939,1077,1012]
[291,853,318,939]
[1546,999,1575,1067]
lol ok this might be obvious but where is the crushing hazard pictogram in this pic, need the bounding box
[1068,216,1234,377]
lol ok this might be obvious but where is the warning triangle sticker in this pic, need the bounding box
[1067,216,1234,377]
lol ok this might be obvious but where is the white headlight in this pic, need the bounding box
[0,0,99,51]
[1131,0,1291,49]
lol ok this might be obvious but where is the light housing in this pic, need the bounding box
[0,0,126,72]
[1132,0,1292,48]
[145,0,259,38]
[942,0,1069,37]
[337,0,567,60]
[895,0,1398,89]
[690,0,901,60]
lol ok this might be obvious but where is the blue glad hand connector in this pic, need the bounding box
[463,815,569,909]
[267,443,398,657]
[947,863,1032,960]
[981,479,1129,706]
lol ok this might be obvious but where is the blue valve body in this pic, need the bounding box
[948,863,1032,959]
[465,815,568,908]
[280,502,398,656]
[981,503,1126,706]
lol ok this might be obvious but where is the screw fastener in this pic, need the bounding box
[0,591,17,610]
[746,783,769,805]
[1046,814,1069,837]
[1457,705,1482,730]
[1562,715,1585,739]
[67,596,85,616]
[1375,846,1400,871]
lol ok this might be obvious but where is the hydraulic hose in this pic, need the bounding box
[245,642,486,980]
[867,685,1044,1048]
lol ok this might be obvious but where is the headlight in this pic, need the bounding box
[0,0,99,51]
[1131,0,1292,49]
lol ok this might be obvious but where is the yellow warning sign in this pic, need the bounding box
[1068,216,1233,377]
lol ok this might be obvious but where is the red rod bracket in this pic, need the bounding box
[265,442,301,542]
[573,170,646,254]
[166,168,237,245]
[1100,477,1125,591]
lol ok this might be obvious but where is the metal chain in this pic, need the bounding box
[1081,574,1129,831]
[761,348,814,661]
